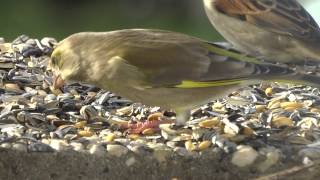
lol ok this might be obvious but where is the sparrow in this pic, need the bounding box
[203,0,320,63]
[49,29,320,124]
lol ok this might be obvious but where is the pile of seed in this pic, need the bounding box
[1,35,320,172]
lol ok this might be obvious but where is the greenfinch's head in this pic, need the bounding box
[50,40,81,89]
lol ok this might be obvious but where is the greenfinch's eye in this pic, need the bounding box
[51,51,63,68]
[51,56,58,66]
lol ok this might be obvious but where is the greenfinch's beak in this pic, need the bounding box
[53,74,65,90]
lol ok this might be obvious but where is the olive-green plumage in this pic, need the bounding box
[50,29,320,124]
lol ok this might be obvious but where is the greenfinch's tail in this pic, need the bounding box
[266,73,320,88]
[251,61,320,88]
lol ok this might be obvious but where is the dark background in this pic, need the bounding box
[0,0,222,41]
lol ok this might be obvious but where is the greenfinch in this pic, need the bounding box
[50,29,320,124]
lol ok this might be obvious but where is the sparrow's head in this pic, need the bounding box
[50,39,82,89]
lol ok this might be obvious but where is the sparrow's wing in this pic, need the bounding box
[214,0,320,41]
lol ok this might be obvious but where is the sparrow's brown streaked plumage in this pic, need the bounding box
[203,0,320,63]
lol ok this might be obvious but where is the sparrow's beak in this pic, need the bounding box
[53,74,65,90]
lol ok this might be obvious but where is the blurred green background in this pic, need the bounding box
[1,0,319,42]
[0,0,222,42]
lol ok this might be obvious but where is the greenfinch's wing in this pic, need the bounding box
[115,30,291,88]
